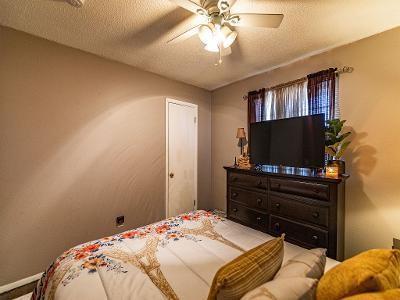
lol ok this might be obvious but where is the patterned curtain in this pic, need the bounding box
[307,68,337,120]
[247,89,265,154]
[264,79,308,120]
[247,88,266,124]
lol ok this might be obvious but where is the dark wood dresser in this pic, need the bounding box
[224,166,347,260]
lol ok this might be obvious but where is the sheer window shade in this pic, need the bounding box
[264,79,308,120]
[248,68,339,124]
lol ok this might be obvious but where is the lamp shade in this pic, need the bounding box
[204,39,219,52]
[221,26,237,48]
[198,24,213,45]
[236,128,246,138]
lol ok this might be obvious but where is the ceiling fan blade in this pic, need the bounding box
[169,0,207,15]
[218,0,237,13]
[167,25,200,44]
[231,14,284,28]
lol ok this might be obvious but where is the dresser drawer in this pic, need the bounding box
[270,178,329,201]
[230,187,268,210]
[228,172,267,191]
[270,215,328,249]
[228,202,268,230]
[270,194,329,227]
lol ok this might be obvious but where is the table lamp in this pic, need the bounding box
[236,128,246,155]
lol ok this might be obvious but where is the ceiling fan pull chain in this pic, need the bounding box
[218,42,223,65]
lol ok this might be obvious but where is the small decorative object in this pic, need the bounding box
[236,145,251,168]
[237,154,251,169]
[326,166,339,178]
[236,128,246,155]
[325,119,352,175]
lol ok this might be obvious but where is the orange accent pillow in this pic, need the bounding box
[316,249,400,300]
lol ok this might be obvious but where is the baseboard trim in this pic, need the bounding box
[0,273,43,294]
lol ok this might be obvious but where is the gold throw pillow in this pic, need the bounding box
[342,289,400,300]
[316,249,400,300]
[208,235,284,300]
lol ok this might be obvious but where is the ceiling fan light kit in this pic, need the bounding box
[168,0,284,64]
[199,22,237,53]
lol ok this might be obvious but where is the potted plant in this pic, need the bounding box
[325,119,352,174]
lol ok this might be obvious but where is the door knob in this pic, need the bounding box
[169,172,174,178]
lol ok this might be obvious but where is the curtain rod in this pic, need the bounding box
[242,66,354,101]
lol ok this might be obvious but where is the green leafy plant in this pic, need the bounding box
[325,119,352,160]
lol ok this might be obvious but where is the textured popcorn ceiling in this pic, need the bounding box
[0,0,399,90]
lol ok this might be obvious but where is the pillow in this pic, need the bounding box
[241,277,317,300]
[207,235,284,300]
[274,248,326,280]
[316,249,400,300]
[342,289,400,300]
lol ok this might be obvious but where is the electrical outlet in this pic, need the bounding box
[116,215,124,227]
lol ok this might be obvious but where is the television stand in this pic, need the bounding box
[224,165,348,260]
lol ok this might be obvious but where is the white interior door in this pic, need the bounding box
[166,99,198,218]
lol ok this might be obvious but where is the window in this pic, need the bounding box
[248,68,339,124]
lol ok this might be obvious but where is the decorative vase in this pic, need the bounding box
[327,159,345,175]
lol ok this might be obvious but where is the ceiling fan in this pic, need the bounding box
[167,0,284,65]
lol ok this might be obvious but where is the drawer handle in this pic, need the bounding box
[257,198,263,204]
[312,235,319,241]
[313,188,320,194]
[275,203,281,209]
[233,208,238,212]
[312,212,319,219]
[231,177,238,181]
[256,216,262,222]
[274,222,280,231]
[232,192,238,198]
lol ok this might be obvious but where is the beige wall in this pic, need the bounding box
[211,27,400,259]
[0,26,212,285]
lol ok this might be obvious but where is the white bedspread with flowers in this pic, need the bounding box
[32,210,338,300]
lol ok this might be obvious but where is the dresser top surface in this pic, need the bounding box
[224,165,349,183]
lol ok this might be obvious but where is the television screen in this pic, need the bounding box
[249,114,325,168]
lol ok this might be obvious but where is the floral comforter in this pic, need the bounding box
[32,210,339,300]
[32,210,252,300]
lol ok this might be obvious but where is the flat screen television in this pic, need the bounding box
[249,114,325,168]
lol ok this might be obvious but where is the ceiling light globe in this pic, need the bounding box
[198,24,213,45]
[223,30,237,48]
[204,40,219,52]
[220,26,237,48]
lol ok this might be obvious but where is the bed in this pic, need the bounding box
[33,210,339,300]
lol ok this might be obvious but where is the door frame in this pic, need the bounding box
[165,98,198,218]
